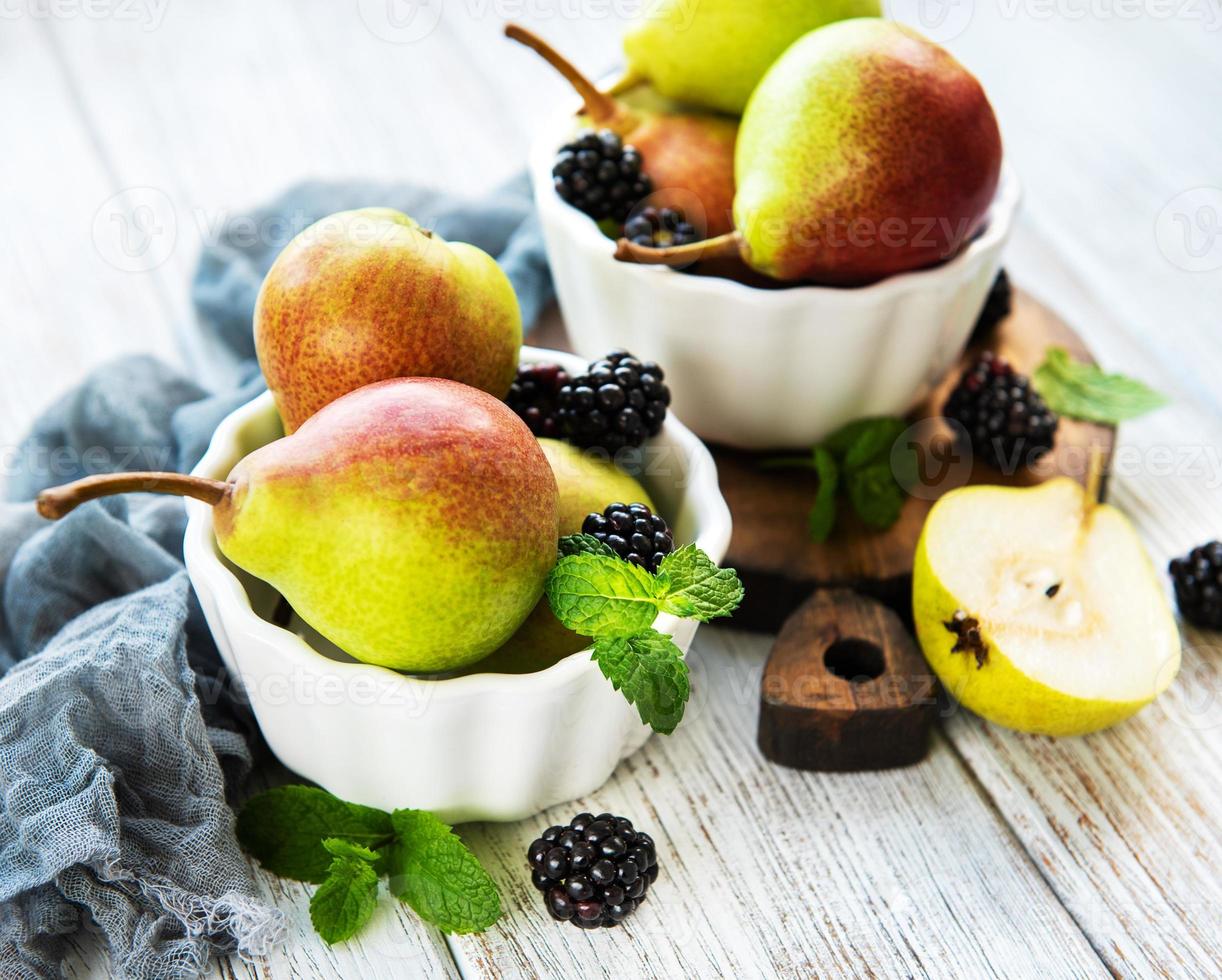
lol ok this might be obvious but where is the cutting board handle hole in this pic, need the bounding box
[824,639,885,684]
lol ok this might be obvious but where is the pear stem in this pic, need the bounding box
[504,24,631,129]
[36,472,231,521]
[614,231,744,266]
[1085,444,1106,509]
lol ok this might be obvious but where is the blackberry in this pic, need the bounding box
[556,350,670,453]
[506,362,570,438]
[582,502,674,572]
[970,269,1013,342]
[1169,542,1222,629]
[623,207,700,249]
[944,352,1058,472]
[553,129,651,223]
[526,811,659,929]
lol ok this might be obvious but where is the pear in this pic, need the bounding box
[37,379,559,674]
[622,0,881,115]
[505,24,738,238]
[913,478,1181,736]
[616,19,1003,286]
[255,208,521,433]
[537,438,657,535]
[469,439,657,675]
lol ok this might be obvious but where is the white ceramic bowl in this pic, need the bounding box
[183,347,731,824]
[531,102,1021,450]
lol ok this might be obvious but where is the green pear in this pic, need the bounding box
[622,0,880,115]
[537,438,656,536]
[37,378,559,674]
[255,208,521,433]
[913,479,1180,736]
[469,439,657,675]
[616,19,1003,286]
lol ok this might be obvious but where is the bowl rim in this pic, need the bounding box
[529,87,1021,307]
[184,346,732,703]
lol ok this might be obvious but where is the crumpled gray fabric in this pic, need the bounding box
[0,176,552,979]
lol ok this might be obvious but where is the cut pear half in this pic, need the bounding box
[913,478,1181,736]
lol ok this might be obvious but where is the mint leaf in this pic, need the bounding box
[546,553,661,638]
[592,629,690,734]
[846,461,906,530]
[839,417,907,471]
[309,843,380,945]
[558,533,616,559]
[384,810,501,934]
[237,786,392,883]
[1033,347,1167,424]
[655,546,743,621]
[324,838,380,863]
[808,447,840,542]
[822,418,883,458]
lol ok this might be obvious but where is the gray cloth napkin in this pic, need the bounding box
[0,177,552,979]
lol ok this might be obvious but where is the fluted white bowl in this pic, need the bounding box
[531,98,1020,450]
[183,347,731,823]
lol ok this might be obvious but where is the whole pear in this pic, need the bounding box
[622,0,881,115]
[37,379,559,674]
[255,208,521,432]
[617,20,1003,285]
[470,439,658,674]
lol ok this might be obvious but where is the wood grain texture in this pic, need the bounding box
[448,629,1106,980]
[759,590,936,772]
[5,2,1219,978]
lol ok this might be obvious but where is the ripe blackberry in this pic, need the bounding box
[1169,542,1222,629]
[526,811,659,929]
[970,269,1013,342]
[506,362,570,438]
[553,129,651,223]
[944,352,1058,471]
[556,350,670,453]
[582,502,674,572]
[623,207,700,249]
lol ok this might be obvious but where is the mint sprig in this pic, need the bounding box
[1033,347,1167,424]
[238,786,501,943]
[383,810,502,935]
[654,545,745,621]
[557,533,616,559]
[310,839,380,944]
[547,536,743,733]
[766,417,913,541]
[547,553,660,637]
[592,630,691,736]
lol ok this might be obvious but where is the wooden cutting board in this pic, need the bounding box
[714,288,1117,632]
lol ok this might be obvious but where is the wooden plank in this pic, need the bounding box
[0,18,181,449]
[447,629,1106,979]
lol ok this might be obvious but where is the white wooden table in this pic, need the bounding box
[3,3,1220,977]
